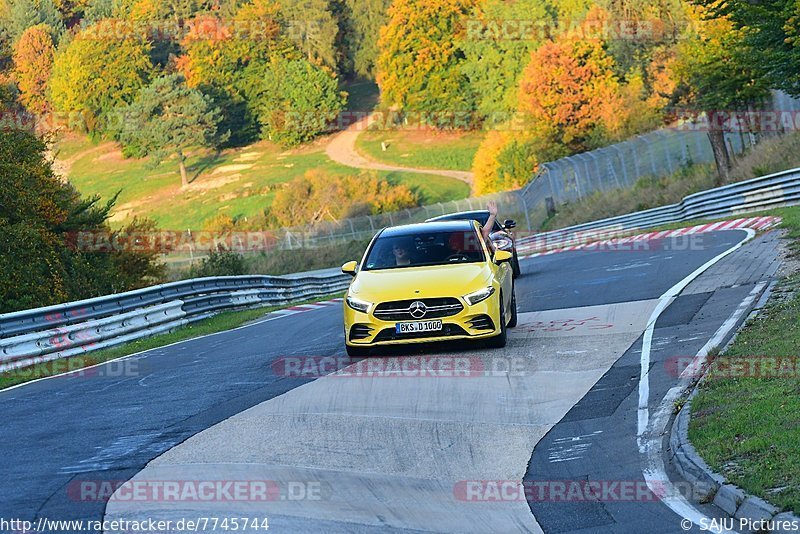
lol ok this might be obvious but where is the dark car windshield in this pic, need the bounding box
[363,230,486,271]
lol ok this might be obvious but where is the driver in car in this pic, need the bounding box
[392,238,413,266]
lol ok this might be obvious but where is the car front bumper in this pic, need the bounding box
[343,293,503,347]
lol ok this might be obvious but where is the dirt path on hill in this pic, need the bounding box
[325,113,474,185]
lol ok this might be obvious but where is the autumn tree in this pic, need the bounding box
[670,6,768,182]
[127,0,212,22]
[376,0,477,120]
[49,21,152,132]
[517,14,628,154]
[12,24,54,114]
[269,169,418,226]
[471,124,554,195]
[116,74,226,187]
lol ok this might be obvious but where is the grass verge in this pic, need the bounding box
[688,205,800,514]
[0,292,343,391]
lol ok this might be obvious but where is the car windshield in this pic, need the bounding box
[363,230,486,271]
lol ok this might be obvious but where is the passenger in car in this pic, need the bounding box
[482,200,498,248]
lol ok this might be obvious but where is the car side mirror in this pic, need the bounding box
[503,219,516,229]
[493,250,513,264]
[341,261,358,276]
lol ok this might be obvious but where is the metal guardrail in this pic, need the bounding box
[0,271,350,373]
[516,166,800,252]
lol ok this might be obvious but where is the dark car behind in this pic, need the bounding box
[426,210,521,277]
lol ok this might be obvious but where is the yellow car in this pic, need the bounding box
[341,220,517,357]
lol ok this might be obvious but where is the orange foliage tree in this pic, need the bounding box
[12,24,55,114]
[517,28,625,153]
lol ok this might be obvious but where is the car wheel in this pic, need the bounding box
[346,344,371,358]
[486,292,507,348]
[512,249,521,278]
[508,287,518,328]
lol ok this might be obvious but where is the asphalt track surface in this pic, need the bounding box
[0,229,783,533]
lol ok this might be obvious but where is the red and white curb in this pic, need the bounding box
[518,216,782,258]
[270,297,344,317]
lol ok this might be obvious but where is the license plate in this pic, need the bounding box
[395,320,443,334]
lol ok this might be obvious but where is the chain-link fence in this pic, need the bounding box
[517,91,800,229]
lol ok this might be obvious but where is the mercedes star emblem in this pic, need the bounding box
[409,301,427,319]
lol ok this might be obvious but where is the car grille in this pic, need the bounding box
[468,315,495,331]
[373,324,468,343]
[349,324,374,341]
[373,298,463,321]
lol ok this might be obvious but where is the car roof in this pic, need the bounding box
[426,210,489,222]
[380,220,477,237]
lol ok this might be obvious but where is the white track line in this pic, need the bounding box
[636,228,757,533]
[643,282,765,534]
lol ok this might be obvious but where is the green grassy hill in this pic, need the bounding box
[57,134,470,231]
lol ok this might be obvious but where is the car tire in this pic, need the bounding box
[346,344,371,358]
[508,287,518,328]
[486,292,507,348]
[512,249,521,278]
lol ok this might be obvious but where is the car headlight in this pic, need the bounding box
[346,295,371,313]
[492,237,513,250]
[464,286,495,306]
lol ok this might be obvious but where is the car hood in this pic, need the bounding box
[349,263,494,302]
